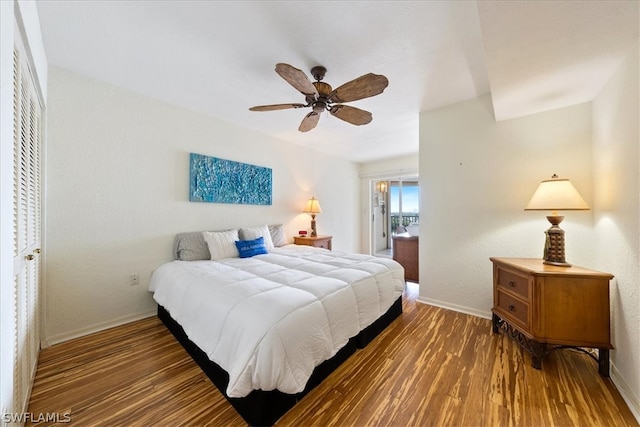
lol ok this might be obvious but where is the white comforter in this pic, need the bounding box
[149,245,404,398]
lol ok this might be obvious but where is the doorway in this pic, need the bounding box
[372,176,419,257]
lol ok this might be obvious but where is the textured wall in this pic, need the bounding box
[593,40,640,419]
[44,67,360,344]
[418,95,593,317]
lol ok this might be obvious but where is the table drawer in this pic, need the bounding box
[314,239,330,249]
[496,290,529,327]
[497,268,530,300]
[293,236,332,250]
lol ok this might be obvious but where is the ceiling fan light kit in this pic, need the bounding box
[250,63,389,132]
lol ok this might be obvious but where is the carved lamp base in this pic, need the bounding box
[543,215,571,267]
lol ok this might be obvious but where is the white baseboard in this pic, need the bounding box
[610,361,640,424]
[416,296,492,320]
[42,309,156,347]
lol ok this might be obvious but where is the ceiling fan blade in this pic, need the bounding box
[329,73,389,103]
[298,111,320,132]
[329,105,373,126]
[249,103,307,112]
[275,63,319,99]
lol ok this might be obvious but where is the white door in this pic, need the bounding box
[11,43,43,416]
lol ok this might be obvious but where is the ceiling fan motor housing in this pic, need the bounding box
[310,81,333,112]
[313,81,332,96]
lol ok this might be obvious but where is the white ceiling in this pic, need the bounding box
[35,1,638,163]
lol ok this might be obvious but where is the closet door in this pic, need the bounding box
[12,44,43,415]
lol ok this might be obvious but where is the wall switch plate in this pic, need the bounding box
[129,274,139,286]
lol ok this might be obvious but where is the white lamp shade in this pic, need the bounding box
[303,197,323,214]
[525,176,589,211]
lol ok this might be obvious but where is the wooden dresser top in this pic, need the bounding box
[490,257,614,279]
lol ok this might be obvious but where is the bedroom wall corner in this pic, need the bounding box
[44,67,360,344]
[418,95,593,317]
[592,38,640,422]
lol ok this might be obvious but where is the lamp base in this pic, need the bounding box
[310,215,317,237]
[543,259,572,267]
[542,215,571,267]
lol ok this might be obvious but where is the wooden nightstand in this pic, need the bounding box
[490,257,613,377]
[391,234,418,282]
[293,235,332,250]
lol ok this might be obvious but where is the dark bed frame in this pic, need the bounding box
[158,296,402,426]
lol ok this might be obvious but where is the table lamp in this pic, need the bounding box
[525,174,589,267]
[303,197,322,237]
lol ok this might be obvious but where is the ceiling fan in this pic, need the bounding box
[249,63,389,132]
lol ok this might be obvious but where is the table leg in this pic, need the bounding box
[598,348,610,377]
[530,341,546,370]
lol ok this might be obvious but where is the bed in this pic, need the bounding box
[149,228,405,425]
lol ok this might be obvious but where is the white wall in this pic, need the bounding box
[359,154,419,177]
[593,40,640,420]
[44,67,360,344]
[418,95,593,317]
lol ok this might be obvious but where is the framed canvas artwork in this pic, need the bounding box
[189,153,272,205]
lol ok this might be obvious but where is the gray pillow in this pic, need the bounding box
[173,232,210,261]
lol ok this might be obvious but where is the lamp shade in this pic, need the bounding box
[525,175,589,212]
[303,197,323,214]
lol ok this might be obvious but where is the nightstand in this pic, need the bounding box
[490,257,613,377]
[293,235,332,250]
[391,234,418,282]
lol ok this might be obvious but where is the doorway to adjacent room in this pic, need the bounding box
[371,177,419,257]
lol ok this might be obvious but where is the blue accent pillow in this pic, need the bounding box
[235,236,268,258]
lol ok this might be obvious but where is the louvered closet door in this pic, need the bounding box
[12,45,43,416]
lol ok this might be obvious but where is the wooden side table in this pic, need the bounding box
[392,234,418,282]
[293,235,332,250]
[490,257,613,377]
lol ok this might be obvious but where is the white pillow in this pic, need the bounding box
[240,225,274,250]
[203,229,239,260]
[269,224,287,247]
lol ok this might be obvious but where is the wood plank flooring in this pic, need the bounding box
[27,284,637,426]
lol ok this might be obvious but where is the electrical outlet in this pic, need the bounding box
[129,274,139,286]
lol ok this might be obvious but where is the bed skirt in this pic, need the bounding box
[158,296,402,426]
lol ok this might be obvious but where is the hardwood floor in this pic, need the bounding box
[28,284,637,426]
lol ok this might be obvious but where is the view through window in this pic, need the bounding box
[389,180,419,234]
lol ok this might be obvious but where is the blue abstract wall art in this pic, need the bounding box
[189,153,272,205]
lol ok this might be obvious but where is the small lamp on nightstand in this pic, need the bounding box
[303,197,322,237]
[525,174,590,267]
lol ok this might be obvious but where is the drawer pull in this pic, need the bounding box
[508,305,515,311]
[509,281,516,287]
